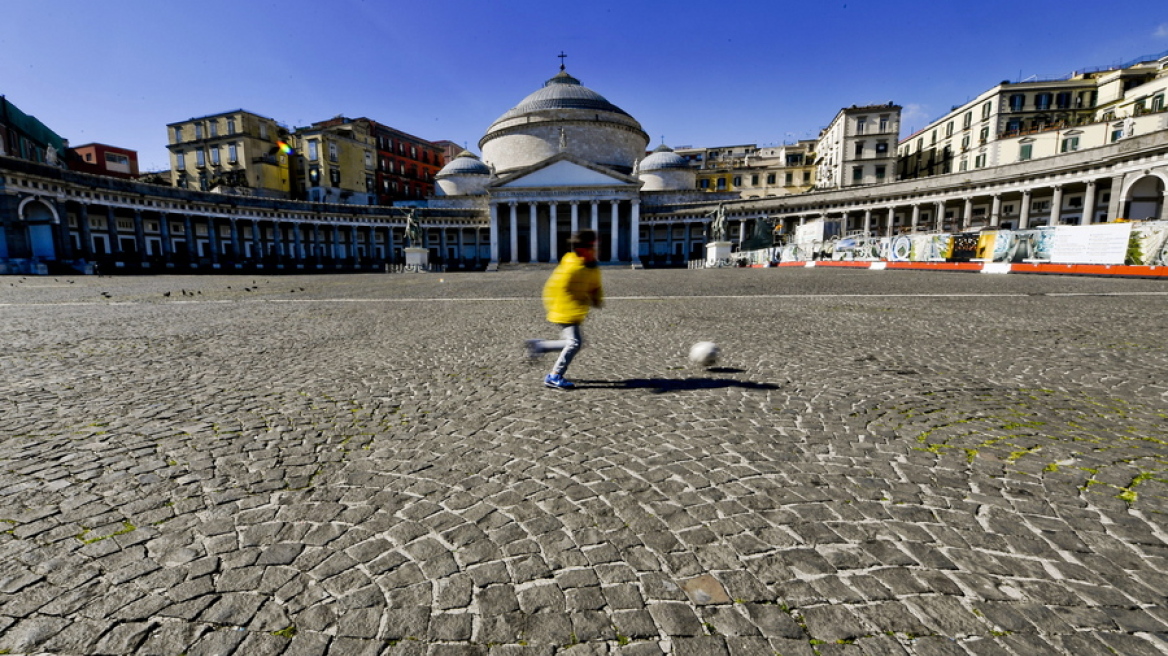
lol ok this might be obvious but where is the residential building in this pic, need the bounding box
[432,140,465,168]
[167,110,292,197]
[68,143,139,179]
[899,51,1168,180]
[816,104,901,189]
[367,121,445,204]
[0,95,67,165]
[292,117,377,205]
[673,141,816,197]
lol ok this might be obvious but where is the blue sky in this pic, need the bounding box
[4,0,1168,171]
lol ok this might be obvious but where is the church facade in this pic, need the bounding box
[431,68,719,265]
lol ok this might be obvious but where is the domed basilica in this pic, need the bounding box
[432,67,711,264]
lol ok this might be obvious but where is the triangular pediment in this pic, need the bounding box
[491,154,638,189]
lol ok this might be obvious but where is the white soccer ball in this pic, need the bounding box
[689,341,720,367]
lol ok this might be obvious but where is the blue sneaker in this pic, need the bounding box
[544,374,575,389]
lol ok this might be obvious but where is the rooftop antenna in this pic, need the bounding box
[558,51,568,71]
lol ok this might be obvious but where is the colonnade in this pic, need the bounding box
[488,197,640,263]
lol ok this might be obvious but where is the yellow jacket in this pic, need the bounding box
[543,252,603,324]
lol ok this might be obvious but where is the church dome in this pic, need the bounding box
[639,144,689,171]
[436,150,490,177]
[637,144,696,192]
[479,69,649,176]
[435,150,491,196]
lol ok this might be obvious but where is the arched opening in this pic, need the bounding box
[1124,175,1166,221]
[4,198,58,260]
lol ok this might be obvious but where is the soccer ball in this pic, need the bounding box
[689,341,720,367]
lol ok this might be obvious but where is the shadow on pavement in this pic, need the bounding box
[573,376,779,394]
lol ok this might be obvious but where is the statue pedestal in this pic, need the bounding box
[705,241,733,267]
[404,247,429,271]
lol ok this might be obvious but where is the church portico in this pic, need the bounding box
[489,191,639,263]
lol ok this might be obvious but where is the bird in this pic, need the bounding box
[163,292,171,297]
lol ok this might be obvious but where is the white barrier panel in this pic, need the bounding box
[870,262,887,270]
[1050,223,1130,265]
[981,262,1011,274]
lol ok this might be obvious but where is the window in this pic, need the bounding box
[875,141,888,155]
[1009,94,1025,111]
[979,127,989,143]
[1035,93,1052,111]
[982,102,992,119]
[365,151,373,169]
[174,126,183,142]
[852,166,863,182]
[1006,118,1022,134]
[1055,92,1072,109]
[732,176,741,187]
[227,118,236,134]
[959,159,968,172]
[875,165,886,180]
[785,172,793,185]
[803,171,811,184]
[195,148,205,167]
[856,117,866,134]
[1020,144,1033,161]
[1153,94,1165,112]
[700,179,709,189]
[974,154,987,168]
[260,123,269,140]
[195,123,204,139]
[751,174,759,185]
[766,173,776,184]
[228,143,238,163]
[328,142,338,162]
[176,152,185,169]
[1111,126,1124,143]
[309,167,321,186]
[879,115,889,132]
[329,168,340,185]
[410,146,417,158]
[210,147,220,165]
[209,121,218,137]
[855,142,864,157]
[946,122,954,137]
[85,153,93,162]
[308,140,319,161]
[716,178,726,190]
[963,112,972,128]
[1060,136,1080,152]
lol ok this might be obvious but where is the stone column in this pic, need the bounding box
[106,206,121,255]
[489,203,500,262]
[1161,190,1168,222]
[350,224,360,264]
[183,214,194,263]
[133,209,147,260]
[207,217,220,266]
[862,209,872,236]
[251,220,263,262]
[528,202,538,262]
[1107,175,1125,220]
[160,212,173,261]
[456,226,464,263]
[630,199,641,263]
[439,226,448,262]
[962,199,973,232]
[1082,181,1098,224]
[609,200,620,263]
[78,203,93,258]
[990,194,1002,228]
[910,205,920,233]
[886,207,895,237]
[738,218,746,243]
[509,202,519,264]
[549,203,558,262]
[1019,190,1032,229]
[591,201,599,233]
[570,201,579,233]
[935,201,945,232]
[292,223,303,263]
[1050,185,1064,227]
[274,222,285,262]
[229,218,241,264]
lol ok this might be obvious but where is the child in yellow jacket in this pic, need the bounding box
[526,230,604,389]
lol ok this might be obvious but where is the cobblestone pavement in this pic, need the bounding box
[1,268,1167,656]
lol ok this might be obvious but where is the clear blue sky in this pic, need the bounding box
[4,0,1168,171]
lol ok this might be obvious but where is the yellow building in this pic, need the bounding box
[675,141,816,197]
[166,110,292,198]
[292,117,376,204]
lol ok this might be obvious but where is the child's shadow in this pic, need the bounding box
[574,370,779,394]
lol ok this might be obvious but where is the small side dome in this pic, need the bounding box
[639,144,689,171]
[436,150,491,177]
[637,144,696,192]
